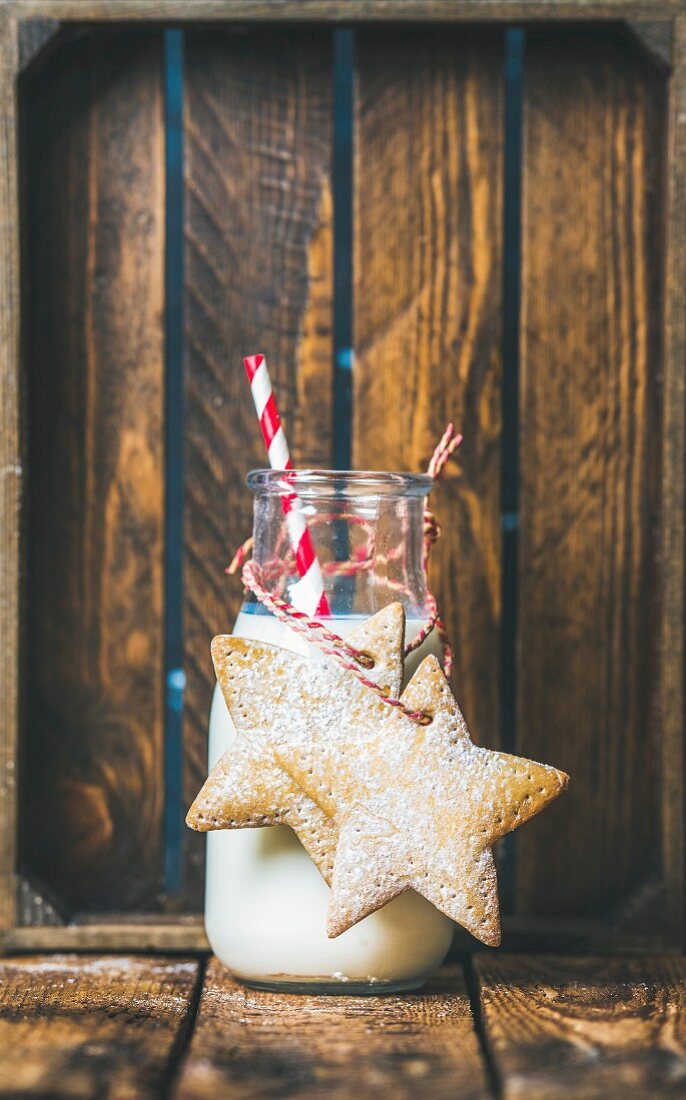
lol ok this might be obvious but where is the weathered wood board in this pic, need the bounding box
[477,954,686,1099]
[20,30,166,914]
[0,0,21,938]
[2,953,686,1099]
[182,28,334,908]
[516,29,667,927]
[0,954,199,1098]
[173,959,489,1099]
[353,28,503,751]
[6,2,686,21]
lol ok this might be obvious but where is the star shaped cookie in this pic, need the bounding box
[195,605,569,946]
[320,656,569,944]
[185,603,406,881]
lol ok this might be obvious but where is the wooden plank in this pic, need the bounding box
[4,920,209,953]
[21,31,165,914]
[182,28,334,906]
[10,2,686,23]
[476,954,686,1099]
[173,959,490,1099]
[500,914,683,954]
[353,29,503,750]
[0,954,199,1098]
[0,7,20,936]
[516,30,668,928]
[659,13,686,949]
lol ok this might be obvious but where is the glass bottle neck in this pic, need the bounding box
[244,470,433,620]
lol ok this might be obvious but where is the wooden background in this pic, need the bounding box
[14,18,679,948]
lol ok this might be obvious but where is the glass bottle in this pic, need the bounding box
[205,471,454,992]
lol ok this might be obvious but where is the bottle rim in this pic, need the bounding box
[246,469,434,498]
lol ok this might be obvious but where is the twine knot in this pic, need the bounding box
[229,426,462,724]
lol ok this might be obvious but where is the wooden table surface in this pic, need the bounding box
[0,954,684,1098]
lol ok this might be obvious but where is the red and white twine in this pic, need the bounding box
[228,424,463,727]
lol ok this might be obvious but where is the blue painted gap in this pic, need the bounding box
[500,27,524,910]
[332,27,354,472]
[163,28,185,900]
[332,28,355,610]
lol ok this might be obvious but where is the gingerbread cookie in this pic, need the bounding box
[200,605,568,946]
[185,603,406,882]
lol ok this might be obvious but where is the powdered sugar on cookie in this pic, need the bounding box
[192,603,569,947]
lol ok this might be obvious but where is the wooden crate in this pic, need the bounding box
[0,1,684,953]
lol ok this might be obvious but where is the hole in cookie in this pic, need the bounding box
[356,651,375,670]
[416,712,433,726]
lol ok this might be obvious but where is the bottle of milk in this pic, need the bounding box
[205,470,454,992]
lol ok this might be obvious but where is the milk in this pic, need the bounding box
[205,608,454,991]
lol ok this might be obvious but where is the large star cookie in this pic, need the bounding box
[202,609,569,946]
[185,603,405,881]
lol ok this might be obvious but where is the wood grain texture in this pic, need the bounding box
[477,954,686,1099]
[353,29,503,750]
[516,30,667,924]
[658,14,686,947]
[4,919,208,953]
[173,959,489,1099]
[0,6,20,935]
[10,1,686,21]
[500,913,683,954]
[21,31,165,913]
[182,28,333,906]
[0,954,199,1098]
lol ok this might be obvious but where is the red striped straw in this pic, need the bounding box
[244,354,330,618]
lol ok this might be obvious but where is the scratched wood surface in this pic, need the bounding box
[658,15,686,944]
[172,959,489,1100]
[21,31,166,914]
[0,1,21,937]
[7,1,686,21]
[182,28,334,906]
[477,954,686,1099]
[0,954,199,1098]
[353,29,503,751]
[516,30,667,925]
[3,954,684,1099]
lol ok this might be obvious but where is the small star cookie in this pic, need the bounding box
[185,603,406,882]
